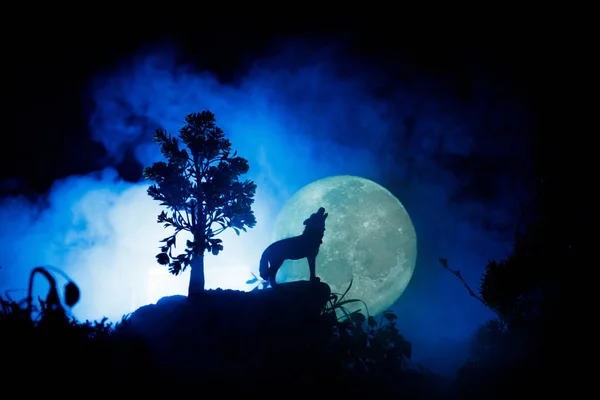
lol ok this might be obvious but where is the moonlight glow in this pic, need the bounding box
[272,175,417,317]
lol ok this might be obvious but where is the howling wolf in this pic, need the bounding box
[259,207,328,287]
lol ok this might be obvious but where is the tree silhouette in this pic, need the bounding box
[443,175,565,396]
[143,111,257,295]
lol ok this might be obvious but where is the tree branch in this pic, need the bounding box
[190,201,196,228]
[212,226,226,236]
[439,258,484,302]
[206,210,217,236]
[184,203,192,228]
[185,158,197,179]
[439,258,505,321]
[174,209,189,231]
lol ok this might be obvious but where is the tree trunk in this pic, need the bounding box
[188,253,205,296]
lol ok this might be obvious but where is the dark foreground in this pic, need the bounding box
[2,280,556,398]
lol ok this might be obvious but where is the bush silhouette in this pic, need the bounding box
[319,279,412,375]
[0,273,439,396]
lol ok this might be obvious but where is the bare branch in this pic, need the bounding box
[439,257,505,321]
[439,258,482,301]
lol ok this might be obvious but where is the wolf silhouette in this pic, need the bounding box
[259,207,328,287]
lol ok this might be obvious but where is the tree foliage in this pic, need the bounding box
[143,111,256,276]
[442,177,564,396]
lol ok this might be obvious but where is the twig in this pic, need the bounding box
[439,258,505,321]
[439,258,483,302]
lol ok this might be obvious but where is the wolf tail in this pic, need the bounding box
[259,249,270,281]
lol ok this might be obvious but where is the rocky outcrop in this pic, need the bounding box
[125,281,331,378]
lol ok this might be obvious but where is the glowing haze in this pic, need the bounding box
[1,39,532,373]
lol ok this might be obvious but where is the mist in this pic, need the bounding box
[1,39,533,375]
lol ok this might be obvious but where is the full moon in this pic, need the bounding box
[272,175,417,317]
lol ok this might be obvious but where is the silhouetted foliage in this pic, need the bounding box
[143,111,257,295]
[245,272,267,290]
[442,177,564,397]
[1,269,439,395]
[0,267,153,388]
[310,279,419,393]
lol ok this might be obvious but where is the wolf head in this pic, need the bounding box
[303,207,328,235]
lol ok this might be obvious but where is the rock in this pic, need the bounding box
[125,281,331,378]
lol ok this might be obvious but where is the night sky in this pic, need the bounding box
[6,20,564,376]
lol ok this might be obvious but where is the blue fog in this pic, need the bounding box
[0,40,532,375]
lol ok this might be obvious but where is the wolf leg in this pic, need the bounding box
[269,259,283,287]
[307,256,320,283]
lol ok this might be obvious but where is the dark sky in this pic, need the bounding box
[10,21,550,195]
